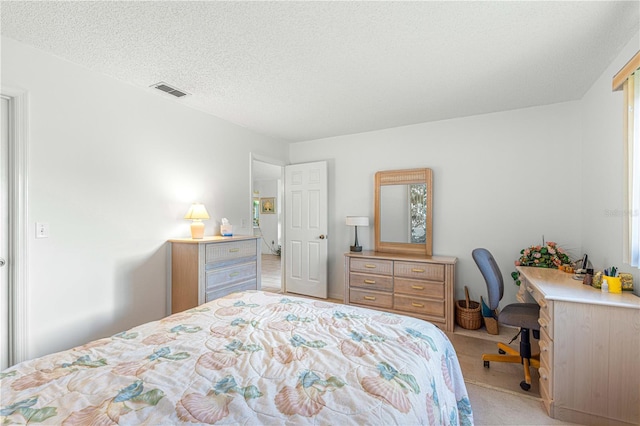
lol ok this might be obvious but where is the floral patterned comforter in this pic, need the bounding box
[1,291,473,425]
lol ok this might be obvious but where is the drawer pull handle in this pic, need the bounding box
[364,279,376,284]
[364,264,377,269]
[411,285,424,290]
[539,299,547,308]
[229,248,240,253]
[364,296,376,301]
[229,272,240,277]
[527,287,534,294]
[539,368,549,381]
[538,318,548,328]
[411,302,424,308]
[411,268,425,273]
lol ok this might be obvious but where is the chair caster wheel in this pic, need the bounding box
[483,360,490,368]
[520,381,531,391]
[498,349,506,354]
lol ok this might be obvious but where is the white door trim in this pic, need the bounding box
[2,86,30,365]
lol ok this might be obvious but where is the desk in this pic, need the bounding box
[517,267,640,426]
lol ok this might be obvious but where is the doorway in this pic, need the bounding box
[251,155,284,293]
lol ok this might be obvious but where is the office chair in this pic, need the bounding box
[472,248,541,391]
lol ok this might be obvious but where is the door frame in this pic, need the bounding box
[250,152,285,291]
[2,86,29,366]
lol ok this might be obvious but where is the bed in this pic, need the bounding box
[1,291,473,425]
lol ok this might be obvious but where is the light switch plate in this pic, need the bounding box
[36,222,49,238]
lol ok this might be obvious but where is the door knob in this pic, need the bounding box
[319,235,326,239]
[0,258,5,267]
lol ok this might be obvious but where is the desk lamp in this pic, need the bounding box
[346,216,369,252]
[184,203,210,239]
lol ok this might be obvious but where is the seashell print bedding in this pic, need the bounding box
[0,291,473,425]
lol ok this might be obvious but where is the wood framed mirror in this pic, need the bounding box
[374,168,433,256]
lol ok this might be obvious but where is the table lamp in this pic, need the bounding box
[346,216,369,252]
[184,203,210,239]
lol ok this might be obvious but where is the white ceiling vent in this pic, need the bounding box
[150,82,189,98]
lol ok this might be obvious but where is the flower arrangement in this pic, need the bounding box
[511,241,572,285]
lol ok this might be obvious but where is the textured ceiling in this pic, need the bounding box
[2,1,639,142]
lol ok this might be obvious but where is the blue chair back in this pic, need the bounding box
[472,248,503,311]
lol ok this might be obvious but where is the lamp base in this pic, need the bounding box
[190,220,205,239]
[350,226,362,252]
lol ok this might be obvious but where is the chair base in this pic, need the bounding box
[482,342,540,391]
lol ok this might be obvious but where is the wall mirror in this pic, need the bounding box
[375,168,433,256]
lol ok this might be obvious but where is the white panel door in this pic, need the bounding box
[284,161,327,298]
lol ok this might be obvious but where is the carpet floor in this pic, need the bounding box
[448,325,580,424]
[465,381,574,425]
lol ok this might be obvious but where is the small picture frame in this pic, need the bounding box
[260,197,276,214]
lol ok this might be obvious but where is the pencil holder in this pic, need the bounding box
[607,276,622,294]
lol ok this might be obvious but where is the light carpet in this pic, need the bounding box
[466,381,575,425]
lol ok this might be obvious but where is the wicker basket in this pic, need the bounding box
[456,286,482,330]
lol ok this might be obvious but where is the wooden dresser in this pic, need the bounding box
[344,251,456,332]
[169,236,261,314]
[517,266,640,426]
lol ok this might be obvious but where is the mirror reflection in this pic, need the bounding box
[380,184,427,243]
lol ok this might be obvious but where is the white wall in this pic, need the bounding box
[581,31,640,285]
[291,102,583,303]
[2,36,289,359]
[291,31,640,304]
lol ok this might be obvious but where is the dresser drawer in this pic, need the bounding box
[539,298,552,324]
[349,288,393,309]
[525,280,545,305]
[206,240,256,264]
[206,262,257,289]
[538,304,553,340]
[539,327,553,384]
[394,261,445,281]
[349,258,393,275]
[539,365,553,402]
[206,279,257,302]
[349,272,393,292]
[394,295,445,317]
[395,278,444,299]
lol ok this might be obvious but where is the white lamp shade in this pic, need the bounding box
[184,203,210,220]
[346,216,369,227]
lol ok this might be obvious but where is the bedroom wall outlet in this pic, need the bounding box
[36,222,49,238]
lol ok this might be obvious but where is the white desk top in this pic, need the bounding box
[517,266,640,310]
